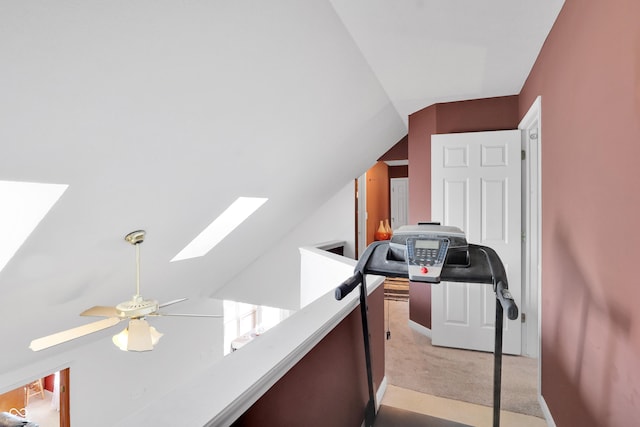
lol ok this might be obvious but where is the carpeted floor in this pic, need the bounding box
[26,390,60,427]
[384,299,543,419]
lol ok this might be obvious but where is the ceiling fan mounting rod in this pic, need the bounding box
[125,230,145,297]
[135,242,141,297]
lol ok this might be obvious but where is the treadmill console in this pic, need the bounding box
[389,224,469,267]
[406,237,450,283]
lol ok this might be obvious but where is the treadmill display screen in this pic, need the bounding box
[415,239,440,249]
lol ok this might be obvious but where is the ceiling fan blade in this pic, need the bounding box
[80,306,119,317]
[158,297,188,308]
[29,317,121,352]
[126,319,162,352]
[152,312,223,318]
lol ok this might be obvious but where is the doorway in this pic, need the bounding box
[428,98,542,358]
[390,177,409,230]
[431,129,522,354]
[356,161,409,259]
[0,367,70,427]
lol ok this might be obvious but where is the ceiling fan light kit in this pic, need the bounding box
[29,230,222,353]
[113,319,163,352]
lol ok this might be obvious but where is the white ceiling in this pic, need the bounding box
[0,1,563,367]
[330,0,565,121]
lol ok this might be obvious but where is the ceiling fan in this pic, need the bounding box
[29,230,222,352]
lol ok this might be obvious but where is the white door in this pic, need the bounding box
[390,178,409,231]
[431,130,522,355]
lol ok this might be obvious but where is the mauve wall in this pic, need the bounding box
[388,165,408,179]
[232,285,385,427]
[519,0,640,425]
[379,135,408,162]
[407,96,519,328]
[408,282,431,329]
[408,104,436,225]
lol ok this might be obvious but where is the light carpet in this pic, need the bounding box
[384,299,543,419]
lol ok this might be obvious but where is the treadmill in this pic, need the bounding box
[335,224,519,427]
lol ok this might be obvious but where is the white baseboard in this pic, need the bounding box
[376,376,387,410]
[360,376,388,427]
[539,394,556,426]
[408,320,431,338]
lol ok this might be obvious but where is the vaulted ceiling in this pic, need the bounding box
[0,1,563,367]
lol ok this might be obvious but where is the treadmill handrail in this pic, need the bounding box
[335,241,518,320]
[335,271,362,301]
[475,245,518,321]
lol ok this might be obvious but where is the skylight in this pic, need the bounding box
[0,180,69,274]
[171,197,268,262]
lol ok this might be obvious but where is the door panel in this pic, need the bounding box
[443,180,468,230]
[444,282,469,325]
[482,284,496,327]
[432,130,521,354]
[482,179,506,241]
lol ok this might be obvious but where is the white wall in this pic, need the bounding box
[299,246,356,308]
[212,181,356,310]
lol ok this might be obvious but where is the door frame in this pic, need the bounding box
[356,173,367,259]
[518,96,542,359]
[59,367,70,427]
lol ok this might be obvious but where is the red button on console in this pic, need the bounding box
[421,266,428,274]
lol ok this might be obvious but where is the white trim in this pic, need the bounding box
[539,394,556,426]
[408,320,431,338]
[518,95,542,357]
[357,173,367,259]
[376,375,388,411]
[384,159,408,167]
[518,95,543,399]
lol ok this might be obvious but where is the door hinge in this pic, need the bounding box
[521,231,526,242]
[521,150,526,160]
[521,313,526,323]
